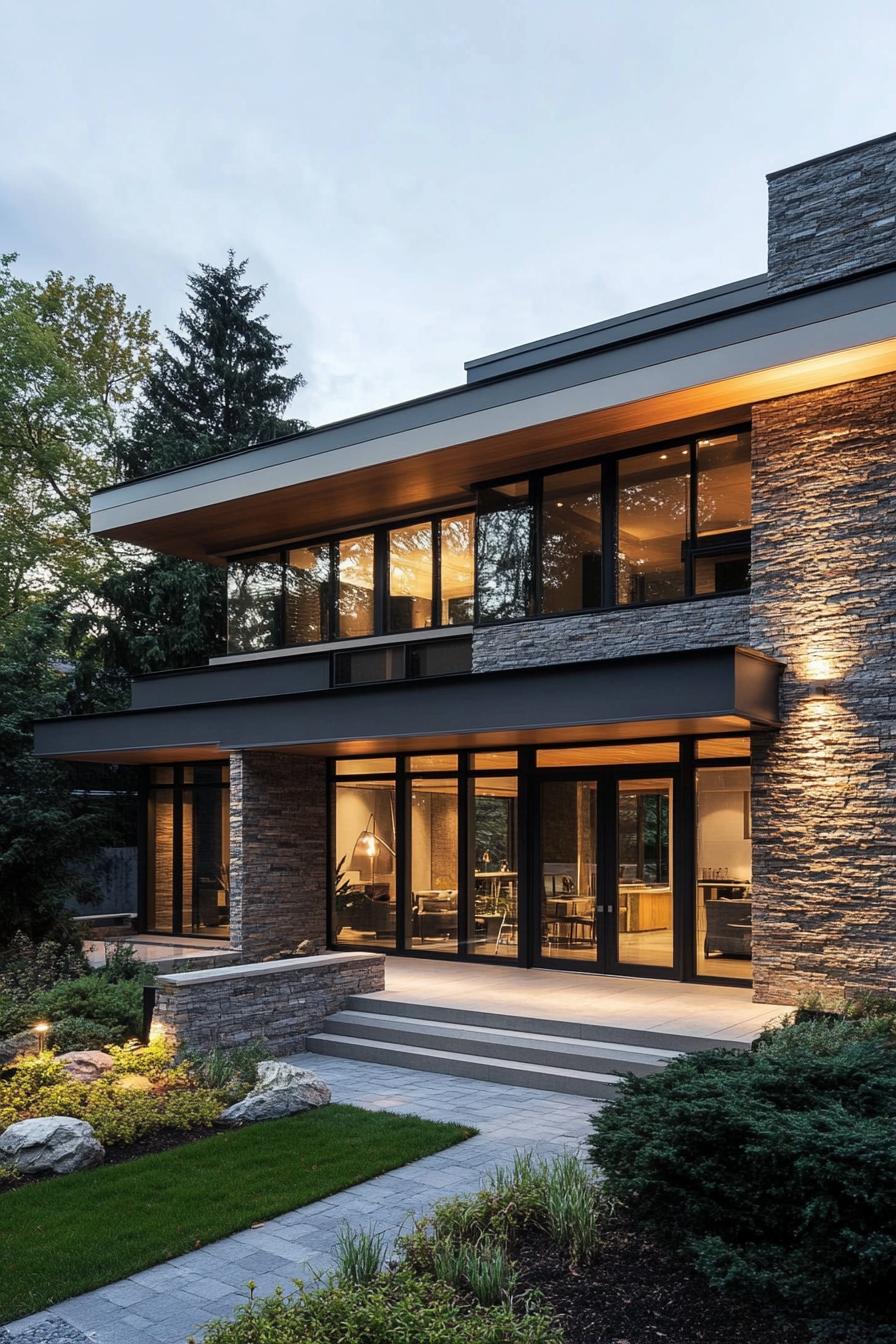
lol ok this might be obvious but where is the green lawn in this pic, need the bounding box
[0,1103,474,1323]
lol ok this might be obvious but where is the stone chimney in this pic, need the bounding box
[767,131,896,296]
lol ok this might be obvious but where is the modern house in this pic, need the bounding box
[35,133,896,1008]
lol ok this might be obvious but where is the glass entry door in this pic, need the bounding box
[615,779,674,972]
[537,772,677,976]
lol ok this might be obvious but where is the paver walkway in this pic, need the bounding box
[3,1053,598,1344]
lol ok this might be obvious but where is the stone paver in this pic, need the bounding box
[2,1053,598,1344]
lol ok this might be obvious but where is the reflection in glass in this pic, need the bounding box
[541,465,602,614]
[440,514,475,625]
[332,779,397,949]
[146,788,175,933]
[616,780,673,968]
[183,784,230,935]
[389,522,433,632]
[697,433,751,536]
[472,776,518,957]
[617,449,689,605]
[540,780,597,960]
[410,778,459,952]
[285,543,331,645]
[337,535,375,637]
[694,549,751,595]
[476,482,532,622]
[696,766,752,981]
[227,554,282,652]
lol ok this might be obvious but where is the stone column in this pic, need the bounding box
[749,371,896,1003]
[229,751,328,962]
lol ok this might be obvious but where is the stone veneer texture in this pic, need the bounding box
[749,371,896,1002]
[471,593,749,673]
[154,953,385,1055]
[229,750,327,961]
[767,133,896,296]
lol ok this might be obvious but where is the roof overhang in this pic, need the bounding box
[33,645,781,765]
[89,267,896,561]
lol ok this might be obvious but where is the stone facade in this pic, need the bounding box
[229,751,327,961]
[767,132,896,296]
[154,951,385,1055]
[471,593,749,673]
[749,371,896,1002]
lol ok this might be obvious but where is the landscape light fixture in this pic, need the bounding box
[33,1022,50,1055]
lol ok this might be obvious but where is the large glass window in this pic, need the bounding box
[695,765,752,980]
[440,514,475,625]
[286,543,331,645]
[333,777,397,949]
[541,465,602,614]
[337,534,375,638]
[617,448,689,605]
[410,777,459,952]
[694,432,751,595]
[539,780,597,961]
[145,764,229,939]
[227,554,282,653]
[616,779,673,969]
[476,482,533,623]
[389,522,433,632]
[472,776,518,957]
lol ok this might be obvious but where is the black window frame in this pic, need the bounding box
[225,507,476,656]
[473,423,751,626]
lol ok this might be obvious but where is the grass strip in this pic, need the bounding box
[0,1103,474,1322]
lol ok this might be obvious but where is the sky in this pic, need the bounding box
[3,0,896,429]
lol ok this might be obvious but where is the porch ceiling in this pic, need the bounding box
[33,644,780,765]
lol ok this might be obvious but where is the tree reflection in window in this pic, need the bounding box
[226,555,282,652]
[476,483,532,622]
[617,448,689,605]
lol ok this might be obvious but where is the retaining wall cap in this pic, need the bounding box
[155,950,384,989]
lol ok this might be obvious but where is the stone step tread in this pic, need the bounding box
[307,1032,622,1085]
[323,1010,680,1064]
[343,993,741,1054]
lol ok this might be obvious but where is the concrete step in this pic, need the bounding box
[342,992,744,1055]
[318,1009,678,1076]
[305,1031,622,1099]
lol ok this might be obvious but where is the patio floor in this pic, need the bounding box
[373,958,789,1043]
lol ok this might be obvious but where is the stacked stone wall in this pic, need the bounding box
[229,751,327,961]
[154,952,385,1055]
[749,371,896,1002]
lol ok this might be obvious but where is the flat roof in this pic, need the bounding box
[89,264,896,560]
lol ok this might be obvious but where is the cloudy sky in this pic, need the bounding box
[3,1,896,427]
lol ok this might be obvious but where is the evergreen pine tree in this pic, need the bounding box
[76,254,308,705]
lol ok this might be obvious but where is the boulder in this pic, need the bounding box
[218,1060,331,1126]
[56,1050,116,1083]
[0,1116,104,1175]
[0,1030,38,1067]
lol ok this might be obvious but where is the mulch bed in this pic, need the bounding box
[515,1215,807,1344]
[0,1125,216,1194]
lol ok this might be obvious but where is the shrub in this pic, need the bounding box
[50,1016,124,1052]
[95,942,156,986]
[589,1017,896,1336]
[183,1042,266,1099]
[0,932,88,1001]
[0,1049,223,1147]
[195,1268,561,1344]
[34,976,143,1040]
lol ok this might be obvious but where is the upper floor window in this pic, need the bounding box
[226,427,750,656]
[227,512,474,655]
[475,426,750,625]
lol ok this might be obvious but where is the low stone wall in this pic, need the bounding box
[153,951,385,1056]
